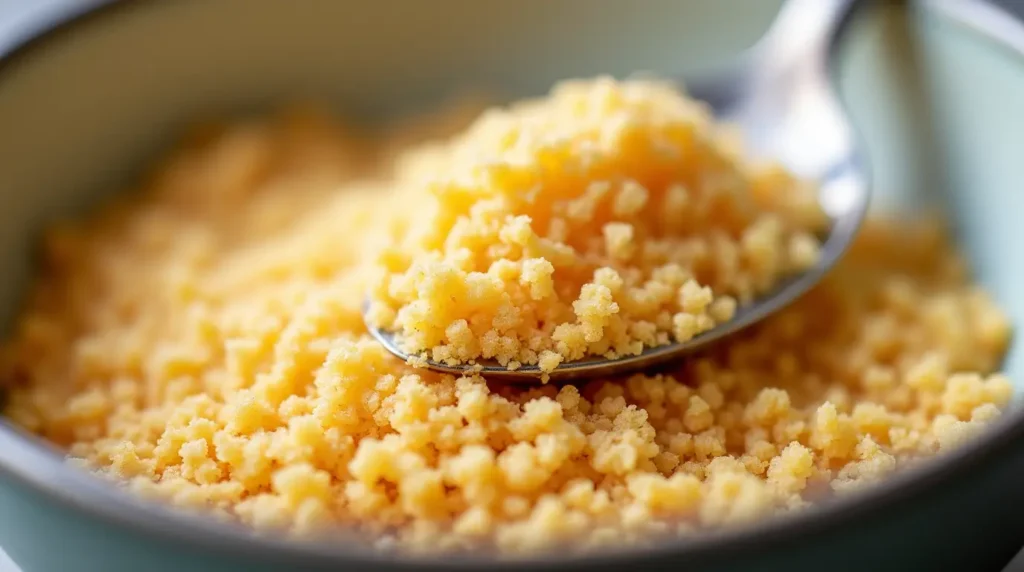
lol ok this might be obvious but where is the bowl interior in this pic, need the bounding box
[0,0,1021,498]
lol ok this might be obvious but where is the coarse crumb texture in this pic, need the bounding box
[365,78,829,373]
[0,78,1015,556]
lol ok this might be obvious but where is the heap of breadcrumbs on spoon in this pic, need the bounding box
[0,77,1014,555]
[365,79,826,375]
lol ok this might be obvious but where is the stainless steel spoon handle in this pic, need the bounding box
[736,0,864,182]
[758,0,861,74]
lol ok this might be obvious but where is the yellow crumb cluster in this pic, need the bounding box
[366,78,828,373]
[0,78,1015,556]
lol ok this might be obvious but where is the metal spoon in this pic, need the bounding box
[367,0,869,381]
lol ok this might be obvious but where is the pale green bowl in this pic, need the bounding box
[1,1,1024,571]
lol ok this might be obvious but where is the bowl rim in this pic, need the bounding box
[1,0,1023,569]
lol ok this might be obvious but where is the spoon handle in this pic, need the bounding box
[733,0,867,183]
[758,0,863,73]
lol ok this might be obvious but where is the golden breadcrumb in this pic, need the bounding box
[0,78,1013,556]
[365,78,828,373]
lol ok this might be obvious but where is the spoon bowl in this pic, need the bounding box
[367,0,869,381]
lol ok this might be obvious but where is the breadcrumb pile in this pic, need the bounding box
[0,78,1014,556]
[365,79,828,373]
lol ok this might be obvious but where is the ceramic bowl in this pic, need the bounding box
[1,1,1023,571]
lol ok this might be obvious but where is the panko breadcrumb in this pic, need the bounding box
[365,78,828,373]
[0,77,1014,556]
